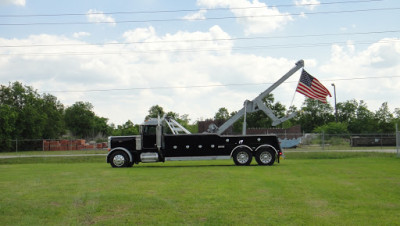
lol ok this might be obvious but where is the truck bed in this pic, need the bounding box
[163,133,280,157]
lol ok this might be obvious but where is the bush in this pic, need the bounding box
[313,122,349,135]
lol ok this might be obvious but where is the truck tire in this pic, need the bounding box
[255,147,275,166]
[110,151,131,168]
[232,147,253,166]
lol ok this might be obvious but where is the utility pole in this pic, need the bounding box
[331,83,337,122]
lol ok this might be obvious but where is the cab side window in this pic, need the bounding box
[143,126,156,135]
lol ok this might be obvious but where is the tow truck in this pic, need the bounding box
[107,60,304,167]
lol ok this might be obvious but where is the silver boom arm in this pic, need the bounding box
[214,60,304,135]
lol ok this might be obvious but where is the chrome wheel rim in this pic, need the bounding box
[260,151,272,164]
[237,151,249,164]
[113,154,125,167]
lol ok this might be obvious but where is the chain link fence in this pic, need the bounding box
[0,132,399,153]
[295,133,397,150]
[0,138,108,152]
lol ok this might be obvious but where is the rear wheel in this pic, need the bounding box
[110,151,131,168]
[255,147,275,166]
[232,147,253,166]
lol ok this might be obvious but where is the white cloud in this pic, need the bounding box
[0,0,25,6]
[86,9,116,26]
[183,9,207,21]
[197,0,292,35]
[73,32,91,38]
[0,27,299,125]
[1,26,398,125]
[122,25,234,56]
[320,38,400,110]
[294,0,320,11]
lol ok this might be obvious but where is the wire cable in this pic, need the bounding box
[1,39,398,56]
[1,7,398,26]
[0,0,383,18]
[1,29,399,49]
[42,75,400,93]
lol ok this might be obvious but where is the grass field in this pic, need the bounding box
[0,152,399,225]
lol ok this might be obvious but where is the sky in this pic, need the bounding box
[0,0,399,125]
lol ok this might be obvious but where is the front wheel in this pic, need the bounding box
[255,148,275,166]
[232,148,253,166]
[110,151,131,168]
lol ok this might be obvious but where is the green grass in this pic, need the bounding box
[0,153,399,225]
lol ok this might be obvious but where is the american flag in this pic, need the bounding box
[296,69,331,103]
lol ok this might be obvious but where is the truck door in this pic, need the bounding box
[142,125,157,150]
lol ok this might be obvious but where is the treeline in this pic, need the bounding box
[0,82,195,146]
[213,94,400,135]
[110,95,400,136]
[0,82,113,151]
[1,82,399,151]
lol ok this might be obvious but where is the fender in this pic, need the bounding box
[230,145,253,157]
[107,147,133,163]
[255,144,279,156]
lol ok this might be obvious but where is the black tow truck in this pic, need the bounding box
[107,60,305,167]
[107,117,283,167]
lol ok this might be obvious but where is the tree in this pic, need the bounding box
[41,94,65,138]
[347,100,376,133]
[0,82,68,151]
[112,120,139,136]
[336,99,358,123]
[0,82,64,140]
[145,105,165,120]
[93,116,112,137]
[374,102,394,133]
[0,105,18,151]
[214,107,230,121]
[297,98,334,132]
[1,82,45,139]
[64,102,96,138]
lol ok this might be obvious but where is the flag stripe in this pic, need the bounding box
[296,69,331,103]
[297,85,328,102]
[296,84,328,103]
[312,79,331,96]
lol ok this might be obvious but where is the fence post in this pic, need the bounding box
[322,131,325,150]
[15,138,18,152]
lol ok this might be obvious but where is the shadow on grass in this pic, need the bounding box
[134,163,280,168]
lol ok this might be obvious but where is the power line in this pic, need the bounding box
[1,7,398,26]
[1,39,398,56]
[0,0,382,18]
[1,29,399,49]
[42,75,400,93]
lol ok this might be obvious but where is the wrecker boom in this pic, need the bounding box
[214,59,304,135]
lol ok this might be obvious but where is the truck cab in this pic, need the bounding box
[107,118,164,167]
[141,120,159,150]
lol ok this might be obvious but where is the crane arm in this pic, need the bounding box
[214,60,304,135]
